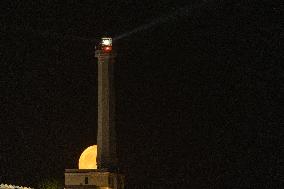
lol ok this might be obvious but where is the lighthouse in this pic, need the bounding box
[95,37,118,170]
[65,37,124,189]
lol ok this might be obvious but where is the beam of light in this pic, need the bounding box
[0,0,212,43]
[113,0,210,41]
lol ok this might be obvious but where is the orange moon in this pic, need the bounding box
[79,145,97,169]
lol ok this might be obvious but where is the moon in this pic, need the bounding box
[79,145,97,169]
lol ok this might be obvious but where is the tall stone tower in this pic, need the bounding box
[95,38,118,170]
[65,37,124,189]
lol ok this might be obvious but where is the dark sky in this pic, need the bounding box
[0,0,282,188]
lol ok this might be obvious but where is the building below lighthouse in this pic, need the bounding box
[64,37,124,189]
[65,169,124,189]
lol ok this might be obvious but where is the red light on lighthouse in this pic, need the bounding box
[100,37,112,52]
[103,46,112,52]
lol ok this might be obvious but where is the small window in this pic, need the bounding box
[85,177,88,184]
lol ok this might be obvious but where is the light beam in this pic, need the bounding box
[113,0,210,41]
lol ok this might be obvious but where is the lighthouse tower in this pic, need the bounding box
[95,37,118,170]
[65,37,124,189]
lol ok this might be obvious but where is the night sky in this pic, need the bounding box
[0,0,282,188]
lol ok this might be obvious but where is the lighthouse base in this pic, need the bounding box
[65,169,124,189]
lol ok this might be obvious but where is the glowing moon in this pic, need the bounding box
[79,145,97,169]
